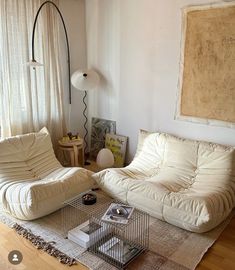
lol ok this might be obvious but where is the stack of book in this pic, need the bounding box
[68,220,108,248]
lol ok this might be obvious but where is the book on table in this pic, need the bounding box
[68,220,108,248]
[101,203,134,224]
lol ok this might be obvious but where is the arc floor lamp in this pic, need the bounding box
[28,0,71,104]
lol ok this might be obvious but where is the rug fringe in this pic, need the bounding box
[13,223,77,266]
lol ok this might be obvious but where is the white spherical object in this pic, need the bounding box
[96,148,114,168]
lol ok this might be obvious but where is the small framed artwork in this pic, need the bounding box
[90,118,116,159]
[105,133,127,167]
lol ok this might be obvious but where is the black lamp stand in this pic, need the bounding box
[31,1,71,104]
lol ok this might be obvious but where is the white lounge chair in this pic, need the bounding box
[0,128,94,220]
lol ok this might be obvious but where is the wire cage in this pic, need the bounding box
[62,190,150,269]
[88,206,149,269]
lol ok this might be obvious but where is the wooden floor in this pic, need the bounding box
[0,222,87,270]
[196,216,235,270]
[0,216,234,270]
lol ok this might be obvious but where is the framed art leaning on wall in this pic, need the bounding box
[90,118,116,159]
[105,134,127,168]
[176,2,235,128]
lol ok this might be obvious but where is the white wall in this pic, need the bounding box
[59,0,87,137]
[85,0,235,163]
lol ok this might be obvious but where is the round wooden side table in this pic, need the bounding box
[58,138,84,167]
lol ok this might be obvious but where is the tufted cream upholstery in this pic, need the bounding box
[0,127,95,220]
[93,130,235,233]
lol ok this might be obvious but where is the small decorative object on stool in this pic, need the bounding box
[67,132,79,140]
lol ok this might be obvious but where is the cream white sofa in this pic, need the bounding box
[93,130,235,233]
[0,128,95,220]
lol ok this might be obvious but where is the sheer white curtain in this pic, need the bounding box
[0,0,67,147]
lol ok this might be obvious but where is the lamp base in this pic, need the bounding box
[84,152,91,166]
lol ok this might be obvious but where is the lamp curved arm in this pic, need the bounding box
[31,1,71,104]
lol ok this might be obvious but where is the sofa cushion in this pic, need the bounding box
[93,131,235,233]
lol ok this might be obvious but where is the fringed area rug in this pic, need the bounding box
[0,209,234,270]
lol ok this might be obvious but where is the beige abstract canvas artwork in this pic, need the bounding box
[179,4,235,125]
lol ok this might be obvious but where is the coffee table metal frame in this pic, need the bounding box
[62,191,149,269]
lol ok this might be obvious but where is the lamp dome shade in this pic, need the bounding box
[71,69,100,91]
[96,148,114,168]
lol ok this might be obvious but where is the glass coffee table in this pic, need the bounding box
[62,190,149,269]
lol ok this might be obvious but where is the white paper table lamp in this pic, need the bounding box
[96,148,114,168]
